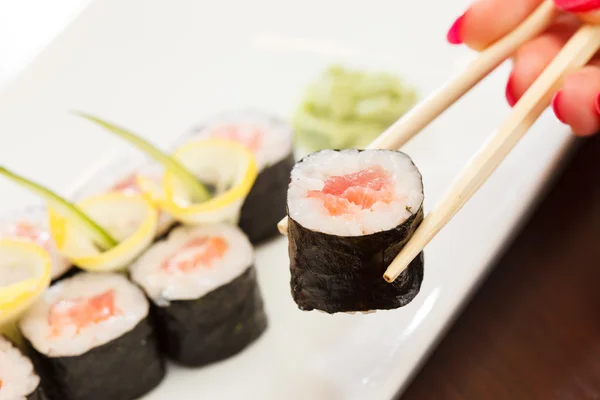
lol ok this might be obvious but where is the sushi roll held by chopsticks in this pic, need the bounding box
[281,3,600,298]
[286,149,424,313]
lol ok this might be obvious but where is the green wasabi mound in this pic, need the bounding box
[293,65,418,151]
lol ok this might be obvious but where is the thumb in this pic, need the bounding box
[554,0,600,23]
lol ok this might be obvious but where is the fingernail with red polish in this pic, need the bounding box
[505,75,517,107]
[447,12,466,45]
[594,92,600,115]
[554,0,600,13]
[551,91,566,124]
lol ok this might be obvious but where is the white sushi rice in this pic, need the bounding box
[287,149,424,237]
[0,207,71,280]
[130,224,253,304]
[176,109,294,171]
[0,336,40,400]
[19,273,149,358]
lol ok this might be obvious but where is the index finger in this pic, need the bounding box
[448,0,545,50]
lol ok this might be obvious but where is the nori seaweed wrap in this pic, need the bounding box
[239,153,295,244]
[130,224,268,367]
[173,109,295,244]
[153,266,267,366]
[18,273,165,400]
[286,149,425,313]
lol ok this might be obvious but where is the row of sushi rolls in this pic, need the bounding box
[0,66,424,399]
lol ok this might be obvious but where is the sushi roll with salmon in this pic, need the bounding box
[18,272,165,400]
[175,110,295,244]
[0,335,47,400]
[286,149,425,313]
[130,223,267,367]
[69,156,176,238]
[0,207,72,281]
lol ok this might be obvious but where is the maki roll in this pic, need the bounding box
[0,166,158,274]
[130,223,267,367]
[0,207,72,281]
[18,272,165,400]
[0,239,50,398]
[286,149,425,313]
[69,156,176,238]
[0,238,52,338]
[0,335,46,400]
[176,110,295,244]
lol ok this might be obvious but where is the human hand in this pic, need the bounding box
[447,0,600,136]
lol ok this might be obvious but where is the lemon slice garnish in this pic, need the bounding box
[149,138,257,225]
[48,192,158,272]
[0,167,117,250]
[0,239,51,326]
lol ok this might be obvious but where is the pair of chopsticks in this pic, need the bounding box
[278,0,600,283]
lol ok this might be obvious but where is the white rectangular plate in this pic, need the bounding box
[0,1,574,399]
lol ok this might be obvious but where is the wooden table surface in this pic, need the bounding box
[399,133,600,400]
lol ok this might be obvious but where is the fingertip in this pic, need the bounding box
[452,0,545,51]
[556,67,600,137]
[505,26,576,109]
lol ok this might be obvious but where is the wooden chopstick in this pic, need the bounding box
[384,23,600,282]
[277,0,558,236]
[368,0,558,150]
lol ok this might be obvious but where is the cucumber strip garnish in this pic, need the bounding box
[74,112,211,203]
[0,167,118,250]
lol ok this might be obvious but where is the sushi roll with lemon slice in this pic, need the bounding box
[286,149,425,313]
[0,239,50,400]
[19,272,165,400]
[0,238,52,343]
[75,113,258,229]
[130,223,267,367]
[47,191,158,272]
[0,207,72,281]
[175,110,294,243]
[0,335,47,400]
[0,167,157,273]
[69,156,176,238]
[157,138,257,226]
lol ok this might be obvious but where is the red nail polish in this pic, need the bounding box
[446,12,466,45]
[551,91,566,124]
[554,0,600,13]
[505,75,517,107]
[594,92,600,115]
